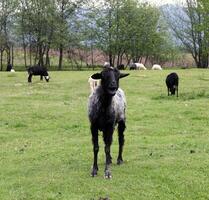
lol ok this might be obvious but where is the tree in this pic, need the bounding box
[54,0,85,70]
[92,0,171,66]
[17,0,57,67]
[120,1,163,64]
[0,0,17,70]
[164,0,209,68]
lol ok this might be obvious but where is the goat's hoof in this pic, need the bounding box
[91,167,98,177]
[104,170,112,179]
[117,158,123,165]
[91,171,97,177]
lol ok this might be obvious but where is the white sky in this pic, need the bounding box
[92,0,185,9]
[141,0,185,6]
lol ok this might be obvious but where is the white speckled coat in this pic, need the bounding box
[88,86,126,131]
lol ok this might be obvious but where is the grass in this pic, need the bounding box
[0,69,209,200]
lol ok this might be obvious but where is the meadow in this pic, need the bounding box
[0,69,209,200]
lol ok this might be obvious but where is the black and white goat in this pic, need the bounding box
[27,65,50,83]
[6,64,13,71]
[166,72,179,97]
[88,67,129,179]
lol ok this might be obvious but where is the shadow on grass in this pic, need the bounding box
[152,90,209,101]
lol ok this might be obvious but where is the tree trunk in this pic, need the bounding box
[109,53,113,67]
[11,45,14,66]
[91,43,94,70]
[58,44,63,70]
[34,46,39,65]
[23,44,27,68]
[108,7,113,67]
[119,53,123,65]
[29,44,32,66]
[116,51,121,66]
[38,45,44,66]
[144,55,149,66]
[200,54,208,68]
[7,47,11,64]
[45,46,50,67]
[0,50,3,71]
[193,53,208,68]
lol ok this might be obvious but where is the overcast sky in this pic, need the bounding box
[141,0,185,6]
[92,0,185,9]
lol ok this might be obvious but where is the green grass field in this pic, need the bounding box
[0,69,209,200]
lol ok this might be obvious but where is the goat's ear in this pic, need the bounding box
[120,73,129,79]
[91,73,102,79]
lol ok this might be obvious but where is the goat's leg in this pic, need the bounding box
[167,88,169,96]
[91,125,99,177]
[40,75,43,80]
[103,129,113,179]
[117,120,126,165]
[28,74,32,82]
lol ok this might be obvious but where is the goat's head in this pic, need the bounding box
[170,85,176,95]
[45,75,50,82]
[91,67,129,96]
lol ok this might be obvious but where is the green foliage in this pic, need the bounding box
[0,69,209,199]
[91,0,176,65]
[165,0,209,68]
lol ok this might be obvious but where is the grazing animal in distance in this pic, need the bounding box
[135,63,147,70]
[117,64,125,70]
[6,64,13,71]
[166,72,179,97]
[88,67,129,179]
[152,64,162,70]
[103,62,111,68]
[129,63,137,70]
[88,76,101,93]
[88,62,111,93]
[129,63,146,70]
[27,65,50,83]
